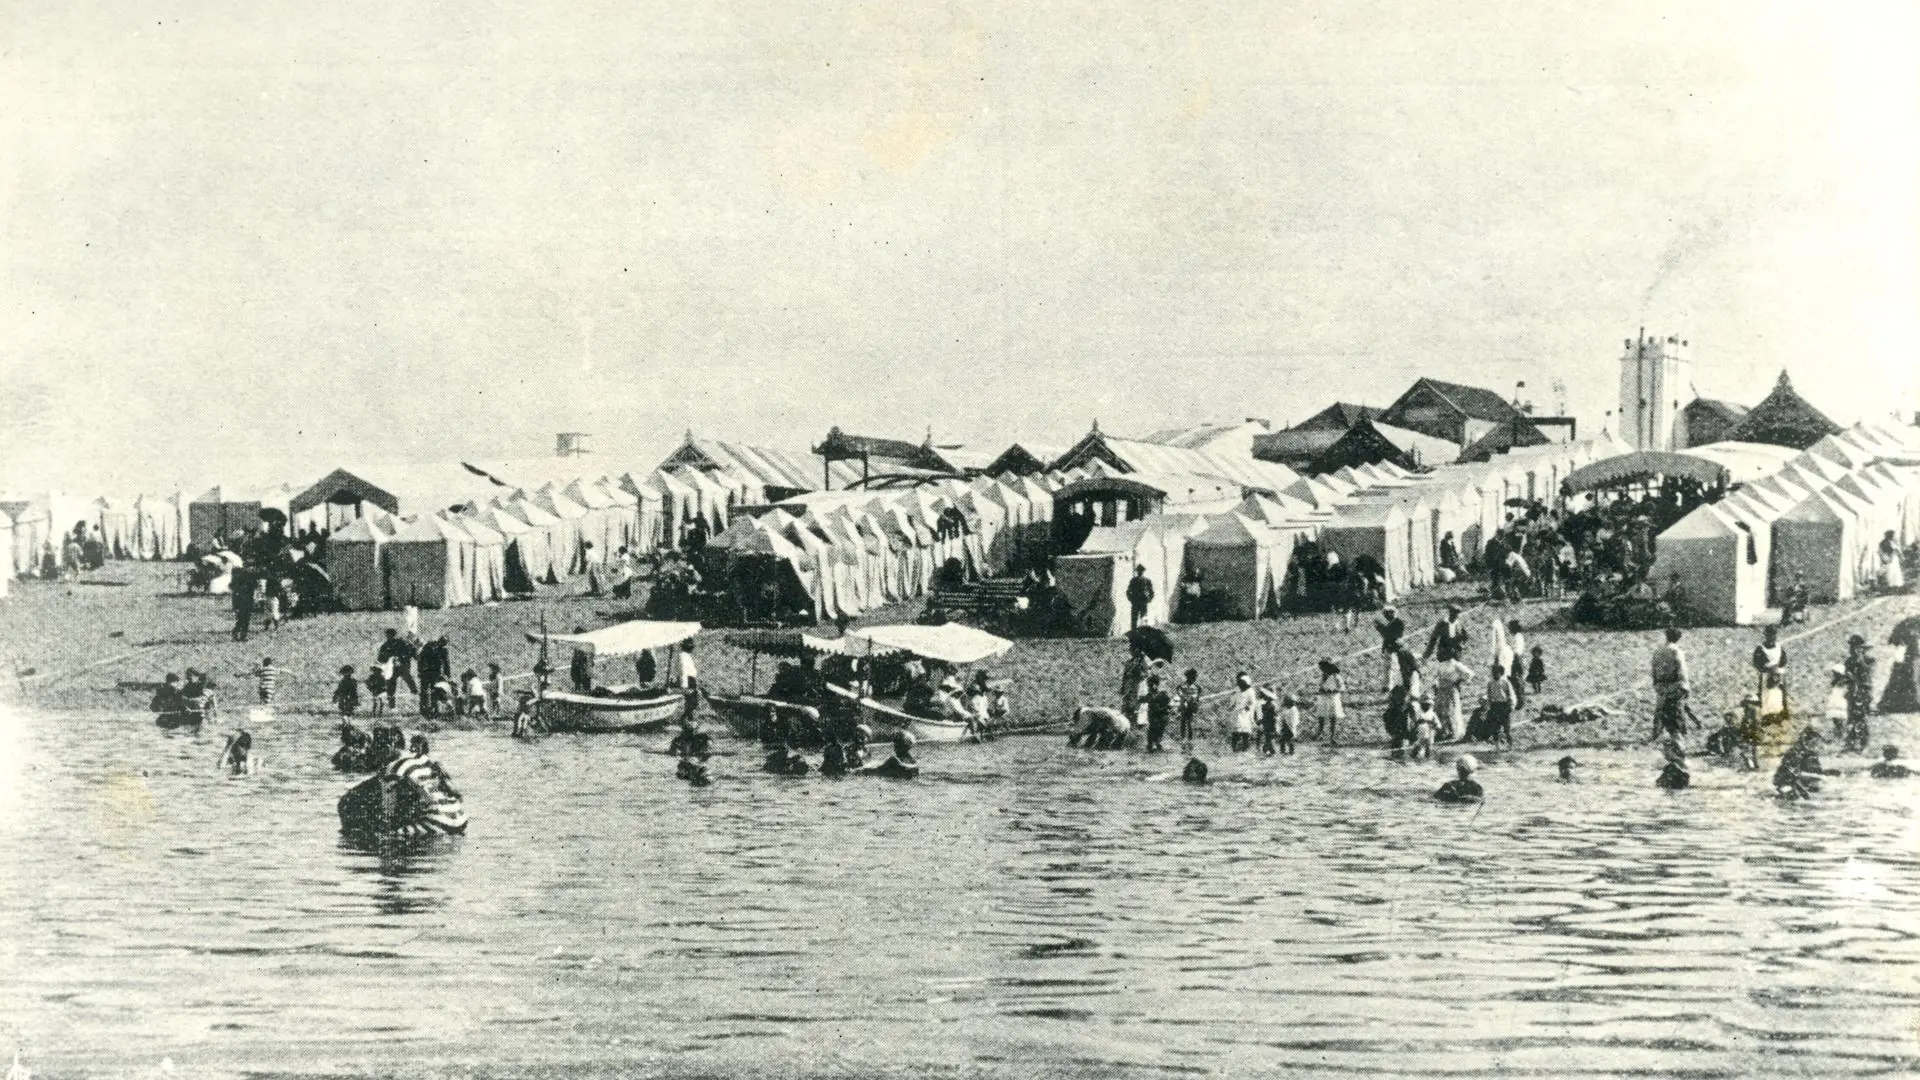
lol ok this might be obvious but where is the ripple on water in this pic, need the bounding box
[2,709,1919,1078]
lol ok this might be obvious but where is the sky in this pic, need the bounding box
[2,0,1916,493]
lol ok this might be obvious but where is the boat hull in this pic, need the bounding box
[540,689,687,733]
[823,683,976,743]
[703,693,825,743]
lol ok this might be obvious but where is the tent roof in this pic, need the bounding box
[1564,443,1798,493]
[1188,512,1278,547]
[330,516,389,543]
[531,620,702,657]
[385,514,468,544]
[1323,499,1407,528]
[1661,503,1740,540]
[845,623,1014,664]
[289,463,502,516]
[1052,471,1244,509]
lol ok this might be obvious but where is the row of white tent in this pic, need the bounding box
[1650,422,1920,625]
[1045,433,1637,634]
[704,474,1070,620]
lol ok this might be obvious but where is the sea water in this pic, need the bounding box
[1,706,1917,1078]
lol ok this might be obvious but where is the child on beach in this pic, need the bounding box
[1257,688,1279,755]
[254,657,279,705]
[1484,662,1516,747]
[1316,659,1346,746]
[486,662,505,718]
[1526,646,1547,699]
[332,665,360,717]
[1175,668,1202,744]
[1278,693,1299,756]
[460,669,487,716]
[1409,692,1438,760]
[365,665,388,717]
[1230,673,1256,752]
[1825,664,1849,742]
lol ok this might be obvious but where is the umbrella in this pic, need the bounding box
[1890,615,1920,649]
[258,507,288,527]
[1125,625,1175,663]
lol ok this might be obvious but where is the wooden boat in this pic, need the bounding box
[702,691,825,742]
[526,619,703,735]
[539,687,688,733]
[823,682,976,743]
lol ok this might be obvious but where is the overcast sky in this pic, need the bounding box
[3,0,1916,492]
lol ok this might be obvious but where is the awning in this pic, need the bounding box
[526,620,701,657]
[843,623,1014,664]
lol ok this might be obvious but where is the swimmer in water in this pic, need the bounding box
[1067,706,1130,750]
[1182,757,1209,784]
[764,742,810,776]
[1433,755,1483,803]
[1773,727,1835,799]
[1655,739,1690,790]
[1869,746,1912,780]
[218,731,260,776]
[820,741,849,777]
[1556,755,1577,782]
[865,732,919,779]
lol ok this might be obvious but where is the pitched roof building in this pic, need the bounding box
[1674,398,1750,449]
[1251,403,1383,470]
[1310,418,1460,474]
[1722,372,1842,450]
[1378,378,1533,446]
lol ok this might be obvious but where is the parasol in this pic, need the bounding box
[1124,625,1175,663]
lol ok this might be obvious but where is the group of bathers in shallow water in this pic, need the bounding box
[668,721,921,786]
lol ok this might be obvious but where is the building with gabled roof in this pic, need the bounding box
[1379,377,1533,446]
[1310,418,1460,474]
[1252,403,1384,470]
[1052,423,1301,495]
[985,442,1066,477]
[1722,372,1842,451]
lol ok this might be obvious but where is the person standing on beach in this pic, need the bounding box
[1230,673,1256,752]
[377,629,418,710]
[1125,565,1155,630]
[1144,674,1172,752]
[1119,647,1149,725]
[1316,659,1346,746]
[1650,628,1690,742]
[1374,605,1406,692]
[1484,663,1516,747]
[1423,605,1469,664]
[1504,621,1528,709]
[229,568,256,642]
[1175,668,1202,744]
[1752,625,1788,714]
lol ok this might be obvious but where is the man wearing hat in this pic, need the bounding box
[1423,604,1469,664]
[1125,564,1155,630]
[1843,635,1875,752]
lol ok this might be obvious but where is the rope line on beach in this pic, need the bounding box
[1565,596,1892,712]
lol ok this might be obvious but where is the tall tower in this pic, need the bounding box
[1617,331,1690,451]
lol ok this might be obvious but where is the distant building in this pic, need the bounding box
[984,442,1066,477]
[811,427,961,489]
[1673,398,1749,449]
[1617,332,1690,451]
[1251,403,1381,470]
[1378,378,1535,447]
[1139,418,1272,458]
[1722,371,1841,450]
[1310,417,1460,474]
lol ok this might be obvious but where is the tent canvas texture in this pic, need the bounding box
[1183,513,1288,620]
[1770,490,1859,603]
[1650,503,1769,625]
[383,515,472,609]
[1318,500,1413,600]
[327,516,391,610]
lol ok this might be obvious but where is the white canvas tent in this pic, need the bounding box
[1319,500,1414,601]
[1183,513,1289,620]
[327,515,391,610]
[1649,502,1770,625]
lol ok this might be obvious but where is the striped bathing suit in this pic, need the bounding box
[256,665,278,704]
[382,754,469,837]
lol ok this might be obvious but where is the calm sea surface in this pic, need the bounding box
[2,706,1918,1079]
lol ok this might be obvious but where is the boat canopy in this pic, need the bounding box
[528,620,702,657]
[843,623,1014,664]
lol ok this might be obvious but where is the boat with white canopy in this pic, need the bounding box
[525,620,701,732]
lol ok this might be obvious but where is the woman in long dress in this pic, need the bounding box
[1878,532,1906,593]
